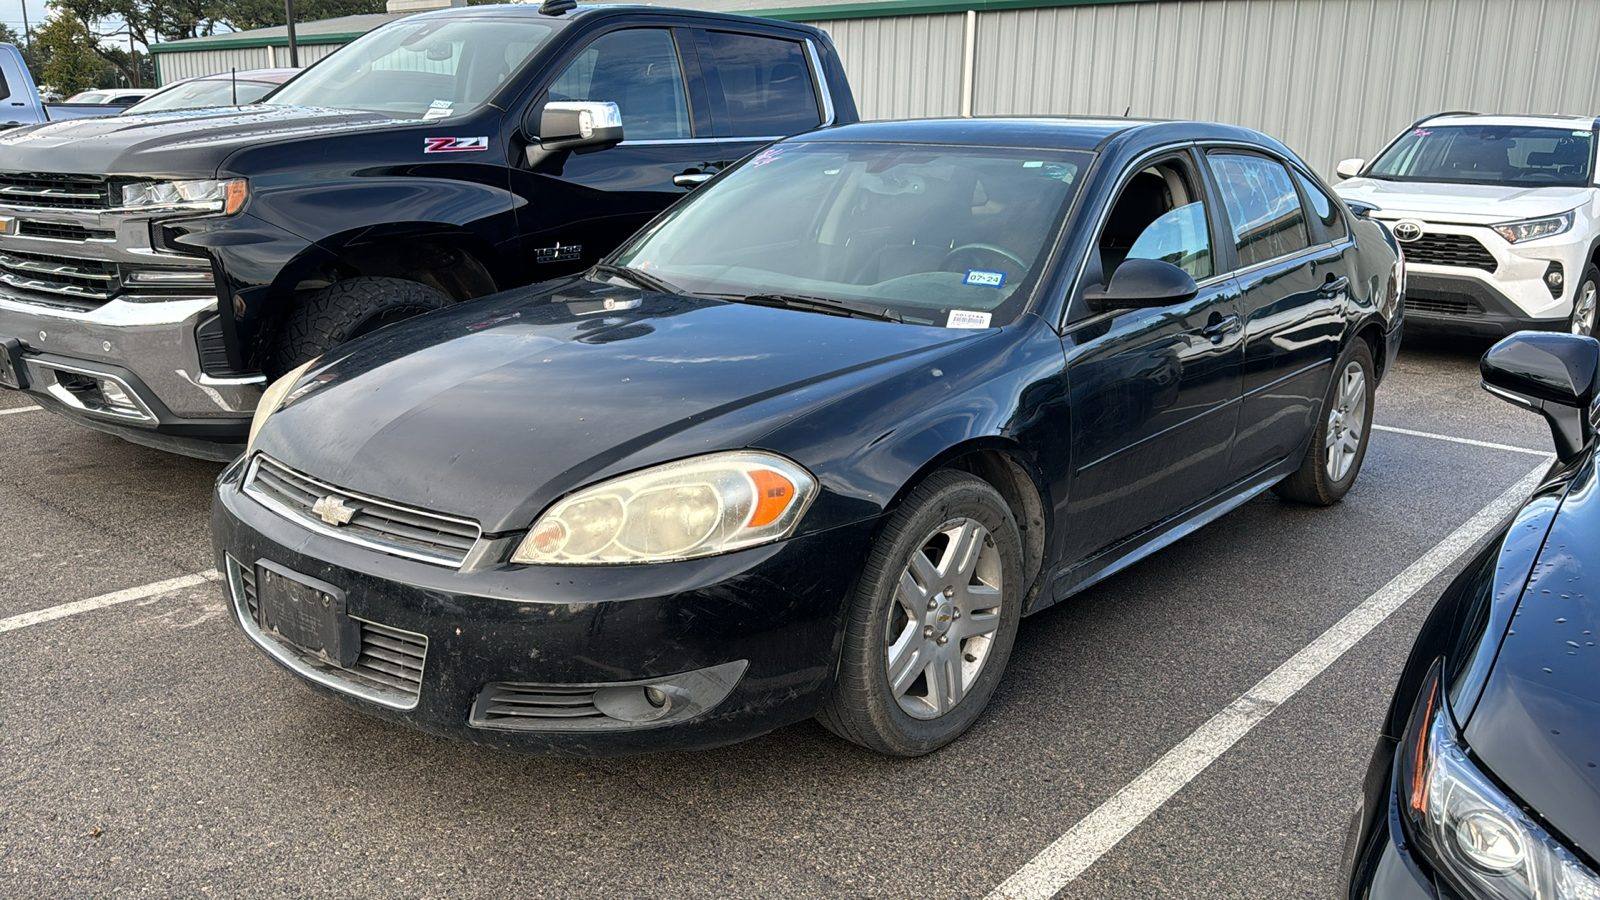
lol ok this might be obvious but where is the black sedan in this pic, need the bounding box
[1347,332,1600,898]
[213,118,1404,756]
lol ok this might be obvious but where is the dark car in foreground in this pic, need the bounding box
[1347,332,1600,898]
[213,117,1404,756]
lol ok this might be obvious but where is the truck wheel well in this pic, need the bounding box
[294,239,498,304]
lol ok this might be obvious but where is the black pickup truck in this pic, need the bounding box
[0,2,855,459]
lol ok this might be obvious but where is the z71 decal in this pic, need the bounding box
[424,136,489,154]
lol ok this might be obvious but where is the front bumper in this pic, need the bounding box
[211,456,874,755]
[1403,272,1569,337]
[0,293,260,458]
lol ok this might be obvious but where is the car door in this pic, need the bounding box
[1061,149,1246,563]
[1204,150,1351,480]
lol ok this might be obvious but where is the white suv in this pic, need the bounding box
[1334,113,1599,336]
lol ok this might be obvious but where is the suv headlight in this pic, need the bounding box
[246,359,317,457]
[121,179,248,214]
[512,451,817,565]
[1493,211,1575,244]
[1397,661,1600,899]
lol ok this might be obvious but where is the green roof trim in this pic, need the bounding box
[150,31,371,53]
[740,0,1151,22]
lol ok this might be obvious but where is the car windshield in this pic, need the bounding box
[265,17,557,118]
[125,79,280,114]
[1367,124,1596,187]
[610,142,1092,328]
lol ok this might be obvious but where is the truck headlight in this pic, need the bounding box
[246,359,317,457]
[1397,661,1600,899]
[512,451,817,565]
[1493,211,1575,244]
[121,179,248,214]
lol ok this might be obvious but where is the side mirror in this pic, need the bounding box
[1344,199,1379,219]
[1085,258,1199,312]
[524,101,624,168]
[1335,158,1365,180]
[1481,332,1600,463]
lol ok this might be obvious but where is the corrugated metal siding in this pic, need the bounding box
[810,14,967,119]
[808,0,1600,179]
[158,48,276,84]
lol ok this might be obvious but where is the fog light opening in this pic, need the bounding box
[1546,262,1565,299]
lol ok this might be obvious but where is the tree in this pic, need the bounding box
[35,8,103,98]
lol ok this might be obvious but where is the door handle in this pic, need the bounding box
[1201,314,1240,342]
[673,172,713,188]
[1318,275,1350,296]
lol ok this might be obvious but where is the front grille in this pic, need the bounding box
[0,173,111,209]
[16,220,113,242]
[473,685,606,725]
[0,248,118,302]
[1400,232,1498,272]
[1406,291,1484,317]
[244,455,482,567]
[226,554,428,707]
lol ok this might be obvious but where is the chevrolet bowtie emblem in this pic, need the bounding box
[312,495,357,526]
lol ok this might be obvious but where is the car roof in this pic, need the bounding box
[402,2,824,31]
[192,68,300,84]
[786,117,1284,154]
[1427,113,1598,129]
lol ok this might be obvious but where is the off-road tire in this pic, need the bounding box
[818,470,1024,756]
[1273,338,1376,506]
[270,276,451,376]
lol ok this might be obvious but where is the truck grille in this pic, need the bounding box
[0,173,111,209]
[243,455,483,568]
[1400,233,1498,272]
[0,248,118,303]
[16,220,114,242]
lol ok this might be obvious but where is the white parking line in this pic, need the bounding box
[0,405,41,416]
[1374,423,1549,457]
[985,456,1553,900]
[0,570,221,635]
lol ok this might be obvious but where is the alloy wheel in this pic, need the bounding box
[1325,360,1367,483]
[1571,280,1598,336]
[884,517,1004,720]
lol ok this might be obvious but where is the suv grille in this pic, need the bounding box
[1401,233,1498,272]
[1406,290,1483,317]
[0,173,111,209]
[243,455,482,567]
[0,248,119,304]
[228,555,428,706]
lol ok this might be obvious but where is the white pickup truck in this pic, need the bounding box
[1,43,132,130]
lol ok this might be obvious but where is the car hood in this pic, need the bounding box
[1333,178,1592,224]
[256,279,980,533]
[0,105,399,177]
[1465,466,1600,858]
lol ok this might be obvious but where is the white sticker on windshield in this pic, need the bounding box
[430,99,453,109]
[947,310,993,329]
[423,108,453,120]
[964,269,1007,288]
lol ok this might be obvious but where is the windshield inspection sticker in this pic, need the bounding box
[424,136,488,153]
[947,310,993,329]
[423,108,453,120]
[429,99,453,109]
[964,269,1007,288]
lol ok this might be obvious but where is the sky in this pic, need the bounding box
[1,1,47,37]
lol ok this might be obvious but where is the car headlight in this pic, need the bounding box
[121,178,248,214]
[512,451,818,565]
[1493,211,1575,244]
[1398,661,1600,899]
[246,359,317,457]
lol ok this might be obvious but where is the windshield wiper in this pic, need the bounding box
[716,292,904,323]
[591,263,683,296]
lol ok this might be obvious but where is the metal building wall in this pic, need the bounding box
[156,42,347,84]
[805,0,1600,180]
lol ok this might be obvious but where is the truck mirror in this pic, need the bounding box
[525,101,624,168]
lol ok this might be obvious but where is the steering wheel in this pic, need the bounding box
[944,242,1027,269]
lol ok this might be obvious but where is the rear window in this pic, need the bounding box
[1368,124,1595,187]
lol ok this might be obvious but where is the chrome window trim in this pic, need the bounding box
[620,135,785,146]
[242,455,483,569]
[804,38,836,127]
[224,554,426,711]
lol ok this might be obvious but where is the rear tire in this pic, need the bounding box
[818,470,1023,756]
[1569,264,1599,337]
[270,276,451,376]
[1274,339,1375,506]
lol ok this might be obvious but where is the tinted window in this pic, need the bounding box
[1368,124,1594,187]
[549,29,690,140]
[1293,170,1346,241]
[1208,153,1310,268]
[0,71,9,104]
[703,32,819,137]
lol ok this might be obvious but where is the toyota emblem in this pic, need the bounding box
[1392,220,1424,242]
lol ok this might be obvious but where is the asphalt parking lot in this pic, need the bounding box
[0,333,1559,899]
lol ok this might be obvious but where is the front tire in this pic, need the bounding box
[1569,264,1599,337]
[270,276,451,375]
[818,470,1024,756]
[1274,339,1375,506]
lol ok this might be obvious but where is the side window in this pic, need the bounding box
[702,31,820,137]
[1292,169,1347,242]
[1207,153,1310,268]
[0,70,9,104]
[548,29,690,141]
[1098,160,1213,282]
